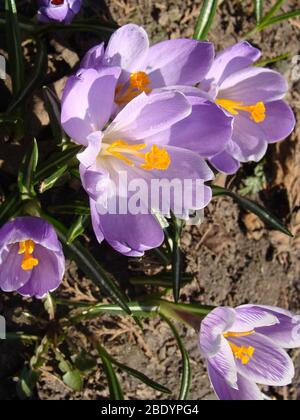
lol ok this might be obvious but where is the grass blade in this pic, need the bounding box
[260,9,300,29]
[161,315,191,400]
[212,186,293,237]
[43,86,69,147]
[7,40,48,113]
[97,345,124,400]
[193,0,218,40]
[253,0,264,24]
[18,139,39,198]
[100,346,171,395]
[260,0,285,25]
[5,0,24,97]
[43,214,132,315]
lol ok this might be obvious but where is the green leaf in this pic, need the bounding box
[255,52,290,67]
[253,0,264,23]
[70,301,160,323]
[18,139,39,198]
[260,0,285,25]
[97,346,124,400]
[47,203,90,216]
[170,216,183,303]
[17,368,39,399]
[5,0,24,97]
[7,40,48,114]
[113,359,171,395]
[0,192,21,224]
[98,345,171,394]
[193,0,218,40]
[43,214,132,315]
[66,215,89,244]
[34,20,118,37]
[212,186,293,237]
[35,144,81,182]
[63,370,83,392]
[38,164,68,193]
[259,9,300,29]
[0,113,19,124]
[130,273,193,288]
[43,86,69,147]
[161,315,191,400]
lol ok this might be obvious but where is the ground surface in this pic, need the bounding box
[0,0,300,400]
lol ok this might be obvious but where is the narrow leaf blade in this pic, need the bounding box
[162,315,191,400]
[193,0,218,40]
[212,186,293,237]
[43,214,132,315]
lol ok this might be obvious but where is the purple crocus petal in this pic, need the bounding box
[200,307,236,357]
[104,24,149,74]
[0,244,31,291]
[260,100,296,143]
[231,115,268,162]
[0,217,62,252]
[69,0,81,14]
[61,67,121,146]
[17,246,65,299]
[106,91,192,140]
[81,43,105,69]
[37,0,82,24]
[38,5,69,24]
[219,67,288,103]
[92,208,164,257]
[245,305,300,349]
[80,164,110,203]
[231,333,295,386]
[232,306,280,332]
[154,85,213,101]
[150,146,214,216]
[77,131,103,168]
[145,96,233,158]
[209,149,241,174]
[0,217,65,298]
[90,199,105,244]
[208,364,263,400]
[146,40,214,88]
[207,337,238,388]
[202,41,261,90]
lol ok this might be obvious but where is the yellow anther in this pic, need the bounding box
[228,342,255,365]
[216,98,266,123]
[115,72,152,105]
[18,240,39,271]
[223,330,255,365]
[141,145,171,171]
[105,141,171,171]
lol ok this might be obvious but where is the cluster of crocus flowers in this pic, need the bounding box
[0,217,65,298]
[61,24,295,256]
[61,24,233,256]
[37,0,82,24]
[200,42,296,173]
[199,305,300,400]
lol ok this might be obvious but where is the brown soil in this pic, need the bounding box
[0,0,300,400]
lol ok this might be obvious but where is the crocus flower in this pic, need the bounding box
[80,23,214,110]
[200,305,300,400]
[37,0,81,24]
[0,217,65,299]
[181,41,295,174]
[61,66,233,256]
